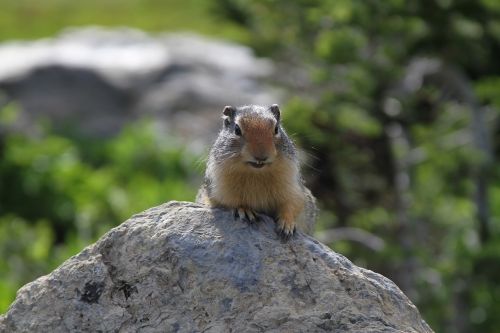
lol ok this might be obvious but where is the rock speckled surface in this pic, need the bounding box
[0,201,432,332]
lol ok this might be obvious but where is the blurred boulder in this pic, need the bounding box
[0,201,432,333]
[0,28,278,148]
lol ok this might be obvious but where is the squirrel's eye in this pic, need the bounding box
[235,124,242,136]
[274,125,279,135]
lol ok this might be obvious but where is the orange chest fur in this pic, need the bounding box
[211,159,304,213]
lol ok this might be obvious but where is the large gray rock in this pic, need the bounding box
[0,28,278,149]
[0,201,432,333]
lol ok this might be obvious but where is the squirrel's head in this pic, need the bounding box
[220,104,283,170]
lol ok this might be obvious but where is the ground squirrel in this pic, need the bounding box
[196,104,317,240]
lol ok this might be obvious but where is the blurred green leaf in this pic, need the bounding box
[315,28,366,63]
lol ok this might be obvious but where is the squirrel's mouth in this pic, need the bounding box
[247,161,267,169]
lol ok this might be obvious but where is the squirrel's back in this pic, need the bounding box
[197,104,317,239]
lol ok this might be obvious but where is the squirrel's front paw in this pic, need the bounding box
[234,208,260,224]
[275,218,296,241]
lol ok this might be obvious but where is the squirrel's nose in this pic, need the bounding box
[254,156,268,163]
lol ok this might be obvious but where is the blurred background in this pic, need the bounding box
[1,1,500,332]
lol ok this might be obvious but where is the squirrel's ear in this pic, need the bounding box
[270,104,280,122]
[222,105,236,118]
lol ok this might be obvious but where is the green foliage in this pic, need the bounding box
[0,105,198,313]
[475,76,500,109]
[214,1,500,332]
[315,28,367,63]
[0,0,249,42]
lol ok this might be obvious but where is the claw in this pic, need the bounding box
[254,213,262,223]
[275,219,296,242]
[234,208,259,225]
[236,208,247,222]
